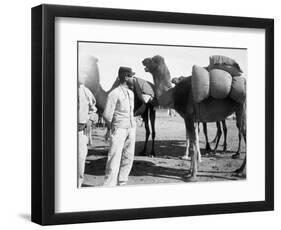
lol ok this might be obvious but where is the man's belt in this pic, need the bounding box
[78,123,86,132]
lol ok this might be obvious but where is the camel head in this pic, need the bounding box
[79,55,107,109]
[79,54,100,87]
[142,55,173,98]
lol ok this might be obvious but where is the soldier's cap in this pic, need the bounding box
[118,66,135,77]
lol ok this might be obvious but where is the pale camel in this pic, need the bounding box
[142,55,246,179]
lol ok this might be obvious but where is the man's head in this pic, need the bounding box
[118,66,135,84]
[78,71,88,84]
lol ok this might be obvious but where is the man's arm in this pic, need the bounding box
[103,91,117,127]
[84,86,97,113]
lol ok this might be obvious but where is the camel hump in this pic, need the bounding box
[172,76,186,85]
[135,77,155,98]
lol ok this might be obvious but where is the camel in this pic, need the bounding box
[172,78,228,157]
[142,55,246,179]
[173,77,243,158]
[81,55,156,156]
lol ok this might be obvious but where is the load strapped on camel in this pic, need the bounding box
[191,55,246,104]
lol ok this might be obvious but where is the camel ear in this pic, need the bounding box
[171,77,179,84]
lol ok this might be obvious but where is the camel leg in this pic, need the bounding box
[211,122,220,143]
[196,125,202,163]
[181,129,190,160]
[183,122,201,162]
[232,131,242,159]
[213,121,222,155]
[186,120,198,179]
[235,135,246,175]
[149,107,156,157]
[232,108,244,159]
[140,109,150,156]
[235,157,246,175]
[222,120,227,153]
[234,103,247,174]
[203,122,211,153]
[234,133,246,174]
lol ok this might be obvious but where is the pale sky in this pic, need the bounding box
[78,42,247,91]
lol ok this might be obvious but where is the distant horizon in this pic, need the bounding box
[78,41,248,91]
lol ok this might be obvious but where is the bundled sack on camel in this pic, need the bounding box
[230,76,246,104]
[191,65,210,103]
[191,65,246,104]
[208,55,243,77]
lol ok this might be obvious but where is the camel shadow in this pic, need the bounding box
[84,157,239,182]
[130,160,189,180]
[84,139,240,183]
[135,140,187,158]
[183,173,240,181]
[84,157,190,181]
[87,139,192,158]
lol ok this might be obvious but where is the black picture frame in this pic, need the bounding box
[31,4,274,225]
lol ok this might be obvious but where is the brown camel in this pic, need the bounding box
[173,77,239,157]
[142,55,246,179]
[80,55,157,156]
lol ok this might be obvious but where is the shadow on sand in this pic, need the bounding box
[84,140,240,182]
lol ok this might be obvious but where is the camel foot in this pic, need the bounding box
[138,150,148,157]
[205,143,212,152]
[149,151,156,157]
[206,151,216,157]
[232,168,246,178]
[181,155,190,160]
[186,177,197,182]
[184,174,197,182]
[232,153,240,159]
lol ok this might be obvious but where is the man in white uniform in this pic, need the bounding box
[103,67,136,186]
[78,71,96,187]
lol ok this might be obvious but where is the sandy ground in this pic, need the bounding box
[83,110,246,187]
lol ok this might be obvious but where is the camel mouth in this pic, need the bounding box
[142,58,152,72]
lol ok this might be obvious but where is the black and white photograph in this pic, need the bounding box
[29,3,274,226]
[77,41,247,188]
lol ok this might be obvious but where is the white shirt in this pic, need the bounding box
[78,84,96,124]
[103,85,136,129]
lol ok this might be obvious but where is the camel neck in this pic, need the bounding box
[153,72,172,98]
